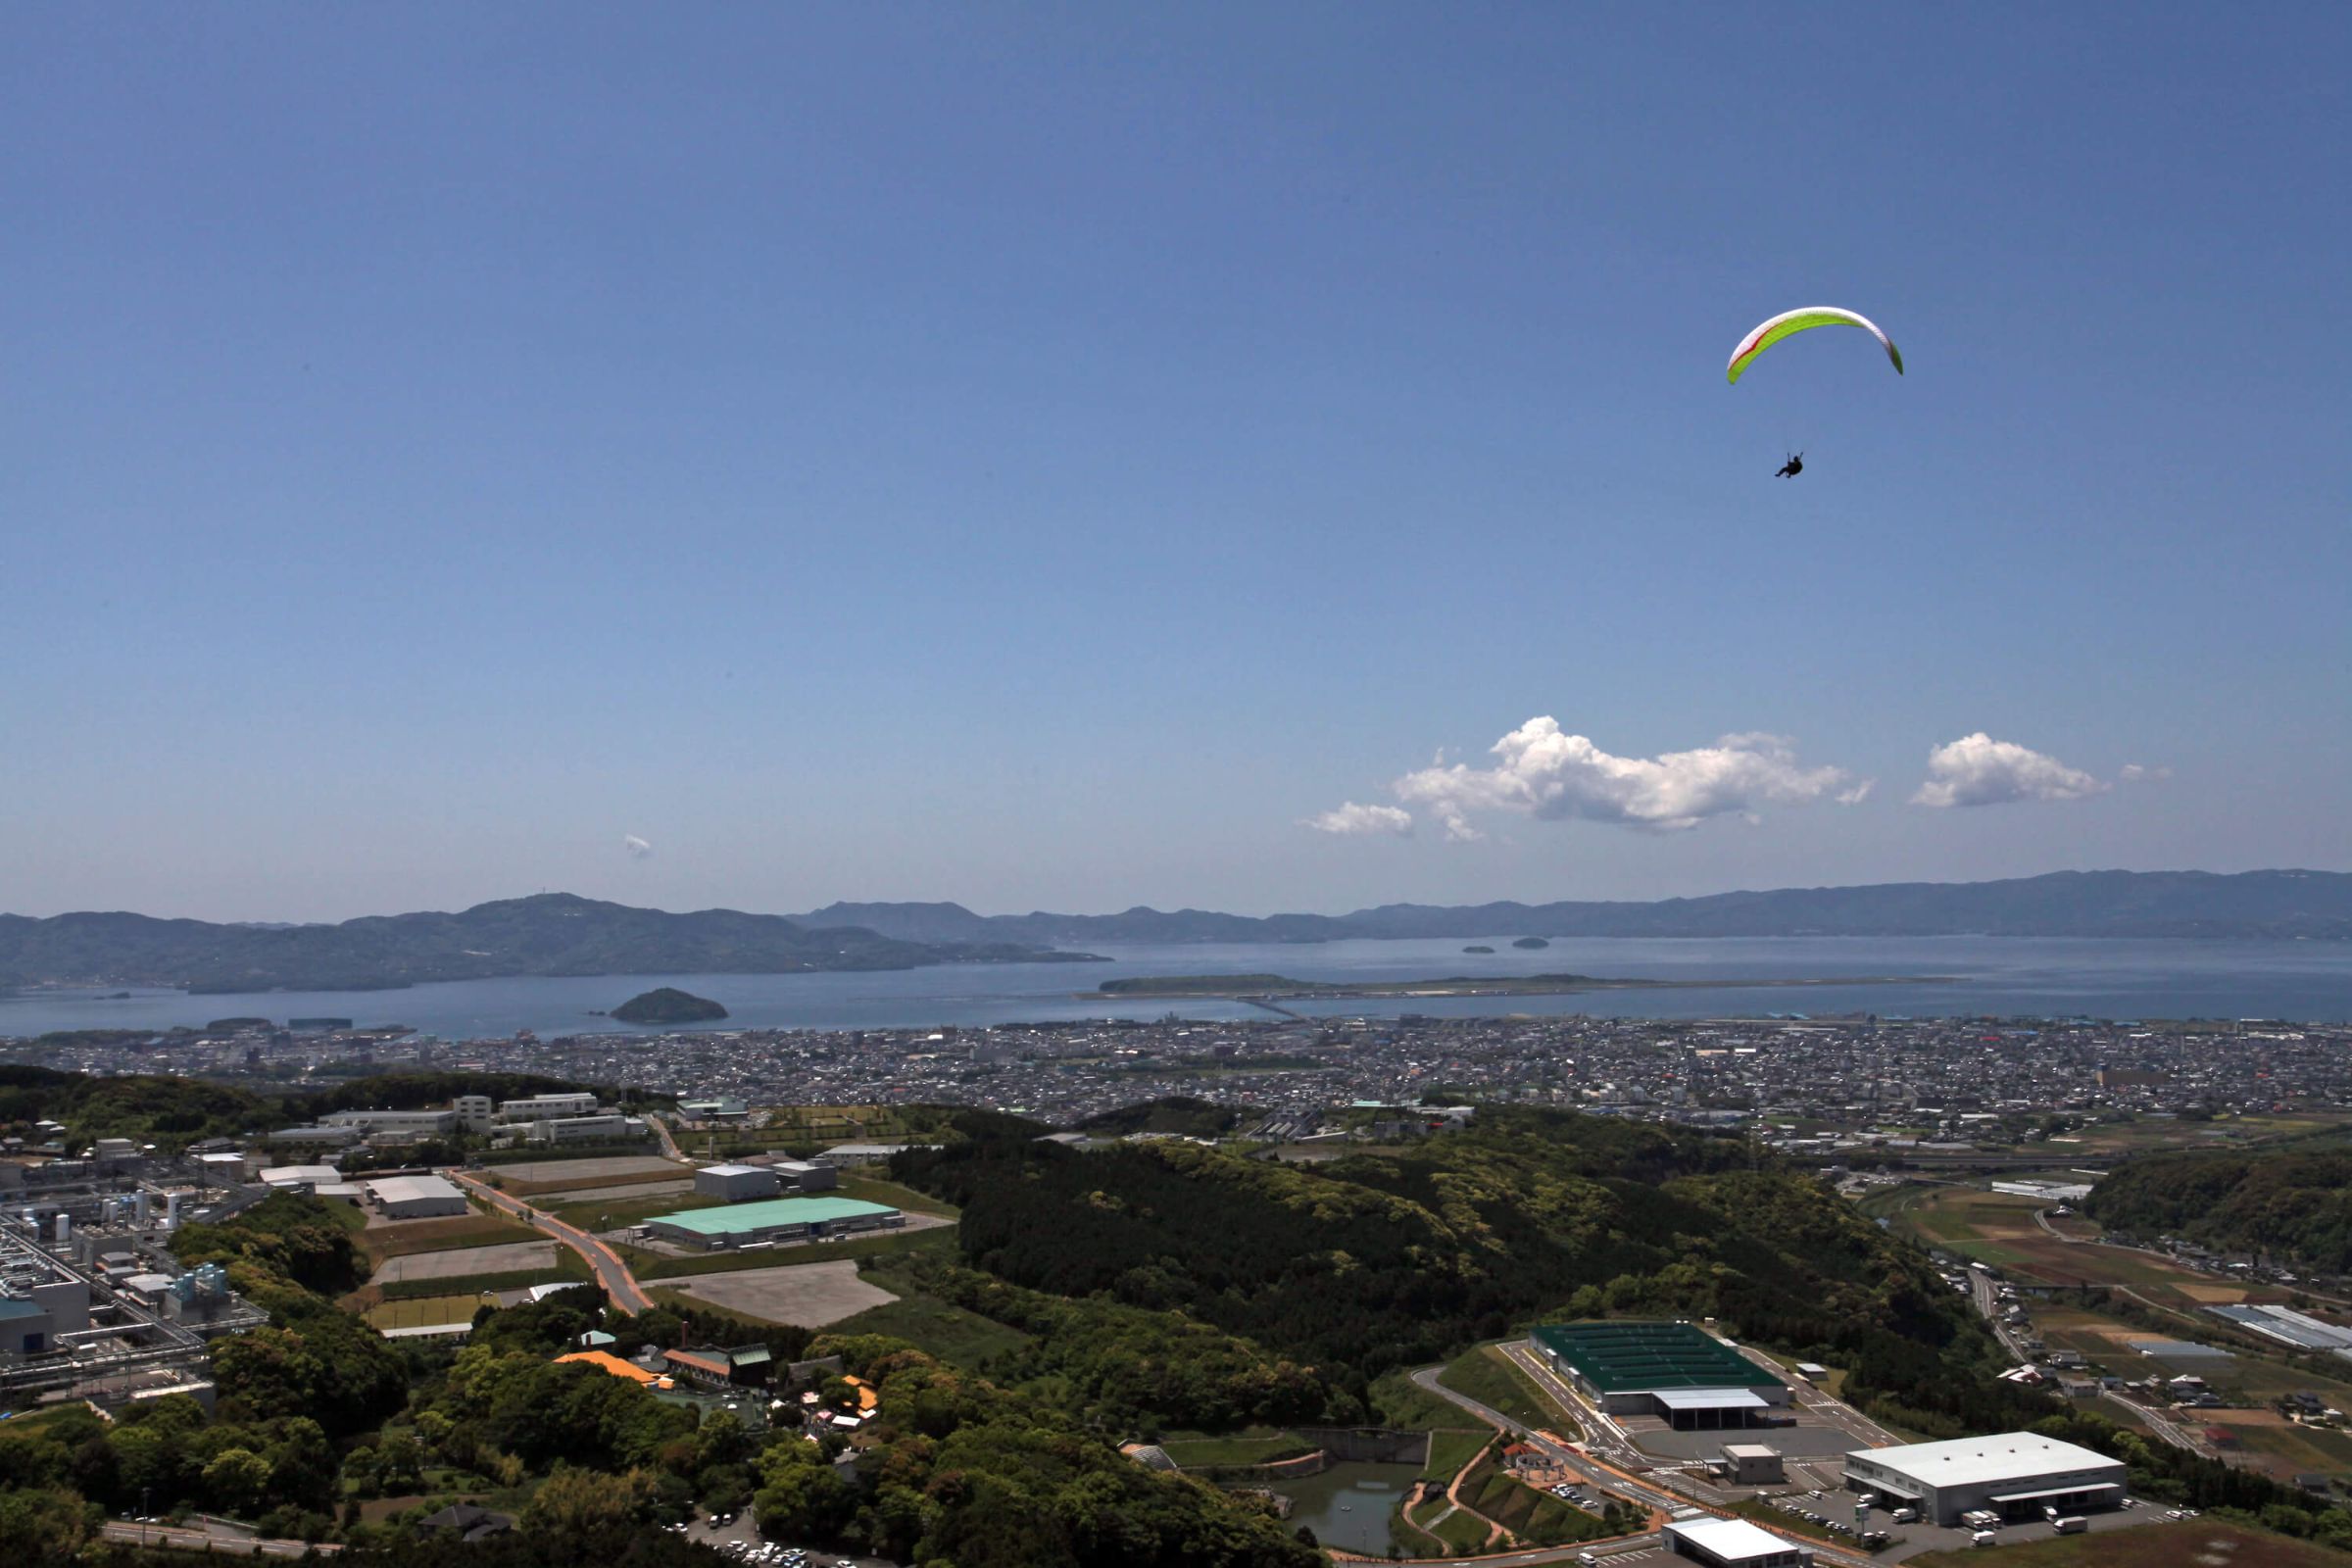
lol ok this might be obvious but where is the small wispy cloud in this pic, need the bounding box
[2119,762,2172,783]
[623,834,654,858]
[1302,802,1414,837]
[1910,734,2107,808]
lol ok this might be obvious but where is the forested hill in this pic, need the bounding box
[0,893,1096,993]
[892,1106,2038,1437]
[806,868,2352,944]
[2087,1148,2352,1273]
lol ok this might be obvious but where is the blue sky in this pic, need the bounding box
[4,4,2346,921]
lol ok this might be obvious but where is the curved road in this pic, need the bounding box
[447,1167,656,1315]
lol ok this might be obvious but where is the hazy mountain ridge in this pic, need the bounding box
[804,870,2352,945]
[0,893,1096,994]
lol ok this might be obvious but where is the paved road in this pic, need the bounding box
[447,1167,656,1314]
[102,1522,339,1557]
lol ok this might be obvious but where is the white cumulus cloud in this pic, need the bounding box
[623,834,654,858]
[1377,718,1862,842]
[1910,734,2107,808]
[1303,802,1415,837]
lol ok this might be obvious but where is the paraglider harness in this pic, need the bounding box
[1775,452,1804,478]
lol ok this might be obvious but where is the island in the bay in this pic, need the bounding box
[1462,944,1495,954]
[1512,936,1550,950]
[1085,970,1944,1002]
[611,986,729,1024]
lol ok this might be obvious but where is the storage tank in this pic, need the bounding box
[55,1213,72,1244]
[164,1192,181,1229]
[133,1192,151,1227]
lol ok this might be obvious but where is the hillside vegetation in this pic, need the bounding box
[0,892,1091,992]
[2088,1148,2352,1272]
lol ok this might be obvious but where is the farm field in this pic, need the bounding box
[487,1155,679,1190]
[1908,1519,2346,1568]
[1883,1185,2277,1309]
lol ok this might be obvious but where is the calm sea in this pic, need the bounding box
[6,937,2352,1040]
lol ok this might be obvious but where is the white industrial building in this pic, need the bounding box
[323,1107,459,1137]
[498,1093,602,1122]
[1663,1516,1811,1567]
[367,1174,469,1219]
[259,1164,344,1193]
[1719,1444,1785,1485]
[524,1113,647,1145]
[1843,1433,2127,1525]
[772,1159,838,1193]
[696,1163,781,1202]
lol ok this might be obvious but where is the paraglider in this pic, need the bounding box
[1775,452,1804,478]
[1727,306,1902,385]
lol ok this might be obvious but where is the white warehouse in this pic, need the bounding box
[367,1174,469,1219]
[1843,1433,2127,1525]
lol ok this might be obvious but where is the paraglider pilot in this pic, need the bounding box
[1775,452,1803,478]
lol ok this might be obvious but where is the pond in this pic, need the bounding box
[1270,1460,1416,1555]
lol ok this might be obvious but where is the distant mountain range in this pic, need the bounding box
[6,871,2346,997]
[0,894,1099,995]
[801,870,2352,945]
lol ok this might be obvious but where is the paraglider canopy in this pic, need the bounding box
[1727,307,1903,385]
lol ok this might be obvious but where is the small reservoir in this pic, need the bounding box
[1271,1461,1415,1555]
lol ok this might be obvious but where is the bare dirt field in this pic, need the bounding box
[487,1155,679,1185]
[662,1260,901,1326]
[533,1177,695,1205]
[371,1241,559,1285]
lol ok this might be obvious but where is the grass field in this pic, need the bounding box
[1908,1519,2345,1568]
[1411,1498,1493,1553]
[365,1294,486,1331]
[495,1164,685,1198]
[359,1213,541,1263]
[1422,1429,1492,1483]
[1372,1369,1472,1431]
[826,1285,1032,1368]
[1459,1452,1610,1546]
[378,1253,592,1302]
[1438,1344,1571,1432]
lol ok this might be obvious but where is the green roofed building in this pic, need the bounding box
[1531,1321,1789,1429]
[644,1195,904,1251]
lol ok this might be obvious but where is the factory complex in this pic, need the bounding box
[1842,1432,2127,1526]
[1531,1320,1790,1428]
[643,1195,904,1251]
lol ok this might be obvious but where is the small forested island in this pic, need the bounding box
[1512,936,1550,950]
[611,986,729,1024]
[1463,945,1495,954]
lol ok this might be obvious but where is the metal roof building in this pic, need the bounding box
[1531,1321,1789,1424]
[366,1174,469,1218]
[643,1195,904,1250]
[1843,1433,2126,1525]
[1663,1516,1811,1568]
